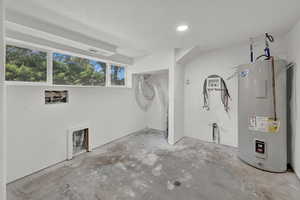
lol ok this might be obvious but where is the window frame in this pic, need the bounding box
[5,41,50,85]
[4,40,129,88]
[52,52,108,87]
[109,63,127,88]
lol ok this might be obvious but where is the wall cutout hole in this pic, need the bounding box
[173,181,181,187]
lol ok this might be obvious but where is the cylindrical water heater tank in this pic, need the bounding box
[238,59,287,172]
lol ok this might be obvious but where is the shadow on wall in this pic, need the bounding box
[287,64,295,166]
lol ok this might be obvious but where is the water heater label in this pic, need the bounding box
[249,116,280,133]
[240,69,249,78]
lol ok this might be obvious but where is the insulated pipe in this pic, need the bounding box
[271,57,277,120]
[212,123,220,144]
[255,33,275,61]
[250,38,254,63]
[264,36,270,58]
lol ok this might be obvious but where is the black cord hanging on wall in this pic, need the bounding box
[203,75,231,112]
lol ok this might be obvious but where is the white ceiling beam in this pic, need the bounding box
[6,9,117,55]
[175,47,196,64]
[175,46,208,65]
[6,29,133,65]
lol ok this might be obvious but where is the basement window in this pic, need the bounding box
[5,43,128,88]
[5,45,47,82]
[110,64,126,86]
[53,53,107,86]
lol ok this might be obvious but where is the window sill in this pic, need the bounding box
[4,81,50,86]
[4,81,131,89]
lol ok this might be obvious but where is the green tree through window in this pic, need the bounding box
[5,45,47,82]
[111,64,125,86]
[53,53,107,86]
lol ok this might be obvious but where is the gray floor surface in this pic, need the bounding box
[7,129,300,200]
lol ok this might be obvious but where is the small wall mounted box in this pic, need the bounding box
[207,77,221,90]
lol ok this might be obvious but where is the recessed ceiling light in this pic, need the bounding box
[176,25,189,32]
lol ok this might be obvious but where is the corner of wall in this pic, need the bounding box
[0,0,7,198]
[285,18,300,180]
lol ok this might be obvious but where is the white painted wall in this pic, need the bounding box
[129,49,173,133]
[169,62,185,144]
[184,37,288,147]
[145,72,168,131]
[286,19,300,178]
[0,0,6,198]
[173,63,185,143]
[129,49,181,144]
[130,50,174,74]
[6,85,146,182]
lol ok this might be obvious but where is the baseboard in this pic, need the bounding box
[91,128,148,151]
[146,128,166,133]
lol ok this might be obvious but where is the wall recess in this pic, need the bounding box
[45,90,68,104]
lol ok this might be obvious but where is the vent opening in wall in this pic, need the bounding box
[67,124,92,160]
[73,129,89,156]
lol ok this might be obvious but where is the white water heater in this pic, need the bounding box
[238,59,287,172]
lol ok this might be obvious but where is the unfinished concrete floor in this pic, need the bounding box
[7,129,300,200]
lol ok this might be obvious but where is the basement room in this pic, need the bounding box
[1,0,300,199]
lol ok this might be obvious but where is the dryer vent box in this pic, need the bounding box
[207,77,221,90]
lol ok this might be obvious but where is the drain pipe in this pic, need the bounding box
[212,123,220,144]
